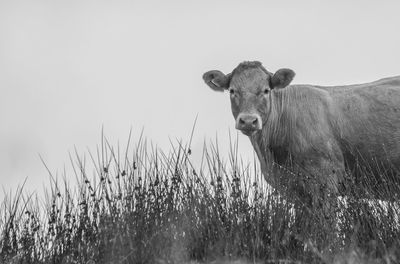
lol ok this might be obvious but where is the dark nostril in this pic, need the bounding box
[239,118,245,125]
[252,119,258,125]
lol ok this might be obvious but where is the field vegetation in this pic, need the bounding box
[1,129,400,263]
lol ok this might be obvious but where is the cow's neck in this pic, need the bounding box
[250,88,297,166]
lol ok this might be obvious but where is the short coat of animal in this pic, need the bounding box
[203,61,400,205]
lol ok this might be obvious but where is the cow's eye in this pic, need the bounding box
[229,89,235,95]
[264,89,270,94]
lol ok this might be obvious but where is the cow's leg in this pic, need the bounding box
[296,157,345,252]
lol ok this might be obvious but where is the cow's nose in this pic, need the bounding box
[236,114,262,132]
[239,117,258,126]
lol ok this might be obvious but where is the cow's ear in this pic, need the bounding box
[270,68,295,89]
[202,70,231,92]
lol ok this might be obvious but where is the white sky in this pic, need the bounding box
[1,0,400,201]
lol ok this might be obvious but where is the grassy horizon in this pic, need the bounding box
[1,129,400,264]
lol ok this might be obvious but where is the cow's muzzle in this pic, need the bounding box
[235,114,262,135]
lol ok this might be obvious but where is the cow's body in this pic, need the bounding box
[203,61,400,208]
[250,77,400,203]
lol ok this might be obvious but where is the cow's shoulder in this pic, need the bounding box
[277,84,331,101]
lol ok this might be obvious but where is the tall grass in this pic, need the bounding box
[1,130,400,264]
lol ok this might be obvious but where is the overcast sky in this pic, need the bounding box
[1,0,400,201]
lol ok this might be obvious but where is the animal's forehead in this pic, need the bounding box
[230,67,270,92]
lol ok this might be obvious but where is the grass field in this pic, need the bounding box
[1,130,400,264]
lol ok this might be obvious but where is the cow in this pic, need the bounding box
[202,61,400,220]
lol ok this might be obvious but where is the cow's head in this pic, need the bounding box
[203,61,295,136]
